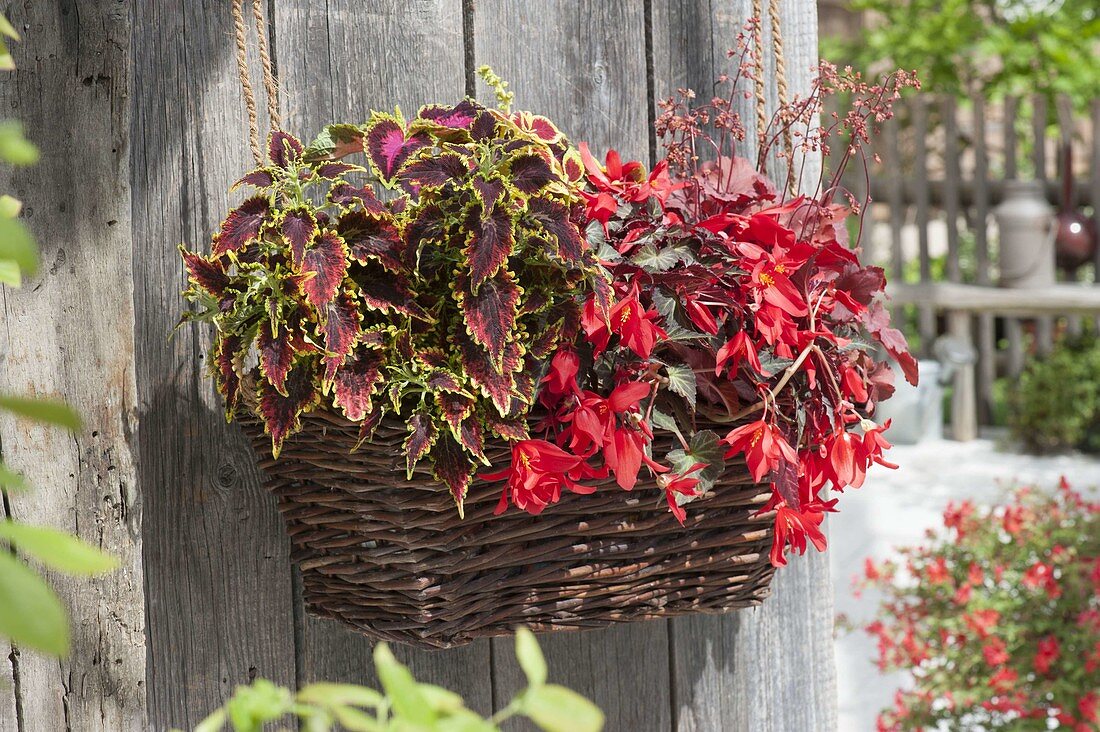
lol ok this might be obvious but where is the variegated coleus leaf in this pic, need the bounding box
[404,410,439,478]
[231,168,277,191]
[416,347,449,370]
[399,152,469,191]
[404,203,446,269]
[525,197,585,263]
[464,204,515,289]
[508,111,564,145]
[430,434,476,516]
[304,123,365,161]
[458,332,523,416]
[328,182,387,216]
[213,196,269,258]
[332,344,385,421]
[364,114,430,184]
[457,417,486,462]
[180,245,230,296]
[213,335,243,418]
[507,153,555,194]
[281,208,317,268]
[436,390,474,430]
[314,161,363,180]
[426,369,465,394]
[353,260,430,321]
[473,177,505,213]
[322,291,362,383]
[413,99,482,138]
[457,269,522,370]
[484,409,530,442]
[258,321,295,396]
[268,130,305,170]
[301,230,348,308]
[258,360,320,459]
[339,210,403,272]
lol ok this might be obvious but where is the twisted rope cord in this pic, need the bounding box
[251,0,281,132]
[231,0,262,165]
[751,0,767,154]
[768,0,795,193]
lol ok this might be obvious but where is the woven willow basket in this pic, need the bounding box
[240,409,777,649]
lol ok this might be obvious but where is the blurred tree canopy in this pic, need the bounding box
[822,0,1100,109]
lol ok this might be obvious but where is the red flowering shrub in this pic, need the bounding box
[859,480,1100,730]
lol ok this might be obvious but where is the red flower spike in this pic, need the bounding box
[301,230,348,308]
[258,322,295,395]
[465,205,516,289]
[458,270,522,370]
[331,346,384,422]
[213,196,269,257]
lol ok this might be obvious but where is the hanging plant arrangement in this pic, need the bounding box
[180,7,919,647]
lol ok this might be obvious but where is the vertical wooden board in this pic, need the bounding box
[473,0,651,162]
[492,623,672,732]
[273,0,494,710]
[1091,99,1100,272]
[132,2,298,728]
[652,1,837,728]
[473,1,670,726]
[1,642,16,731]
[0,1,145,729]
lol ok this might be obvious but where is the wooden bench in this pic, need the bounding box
[886,282,1100,440]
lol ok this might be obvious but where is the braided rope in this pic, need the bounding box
[231,0,262,165]
[251,0,281,132]
[768,0,795,193]
[751,0,767,153]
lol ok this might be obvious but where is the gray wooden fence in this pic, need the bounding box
[0,2,835,730]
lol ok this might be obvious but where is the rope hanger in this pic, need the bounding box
[229,0,792,176]
[232,0,281,166]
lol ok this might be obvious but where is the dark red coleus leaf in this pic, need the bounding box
[484,410,530,442]
[232,168,276,191]
[430,435,476,514]
[399,153,468,189]
[214,335,242,415]
[282,208,317,267]
[268,131,304,170]
[353,406,385,448]
[365,117,429,182]
[213,196,269,257]
[417,99,481,130]
[404,410,439,477]
[180,246,229,295]
[416,347,448,369]
[301,230,348,308]
[773,456,800,511]
[340,211,403,272]
[473,177,505,212]
[258,322,295,395]
[314,161,361,180]
[529,318,564,358]
[405,203,446,267]
[322,291,362,382]
[458,418,486,461]
[509,154,555,194]
[459,269,521,369]
[258,361,319,459]
[329,182,387,216]
[526,197,585,263]
[470,110,498,141]
[436,390,474,430]
[355,261,429,320]
[426,369,464,394]
[459,334,521,415]
[465,205,515,288]
[332,346,384,421]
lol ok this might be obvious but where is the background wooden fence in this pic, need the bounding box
[0,1,835,730]
[838,93,1100,425]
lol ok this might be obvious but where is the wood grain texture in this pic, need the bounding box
[0,1,145,730]
[652,2,838,730]
[131,2,298,728]
[273,0,494,712]
[473,2,676,728]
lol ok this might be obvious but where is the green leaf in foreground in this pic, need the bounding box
[0,520,118,574]
[523,684,604,732]
[0,216,38,279]
[0,551,69,656]
[0,462,28,492]
[0,395,83,430]
[0,120,38,165]
[666,429,725,492]
[664,364,697,408]
[515,627,547,687]
[373,643,435,725]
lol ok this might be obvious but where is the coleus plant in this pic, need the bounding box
[181,83,608,514]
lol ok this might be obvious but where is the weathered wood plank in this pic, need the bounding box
[473,1,675,727]
[0,2,145,730]
[971,96,994,423]
[132,2,298,727]
[273,1,495,709]
[888,281,1100,315]
[1091,99,1100,272]
[654,2,836,729]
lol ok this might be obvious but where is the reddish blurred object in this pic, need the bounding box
[1054,142,1097,273]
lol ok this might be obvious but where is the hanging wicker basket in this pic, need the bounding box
[239,408,777,649]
